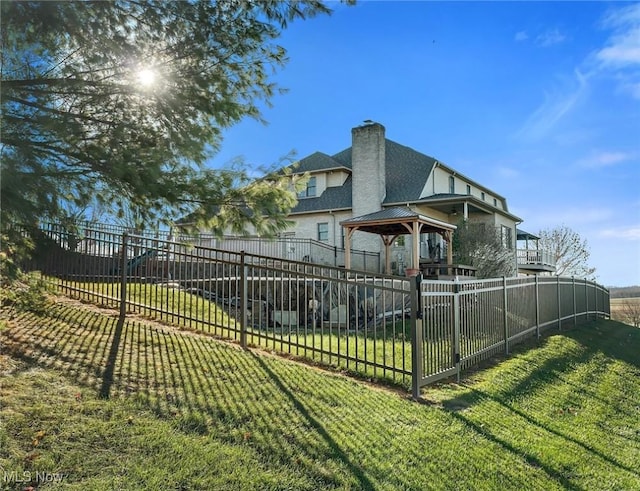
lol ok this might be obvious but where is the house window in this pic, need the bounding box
[481,192,485,201]
[493,198,498,207]
[466,184,471,195]
[317,222,329,241]
[449,176,455,194]
[501,225,513,250]
[298,176,317,198]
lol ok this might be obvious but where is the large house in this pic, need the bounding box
[283,121,540,276]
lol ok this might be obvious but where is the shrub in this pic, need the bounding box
[0,271,53,315]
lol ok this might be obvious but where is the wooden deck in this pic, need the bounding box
[419,261,477,280]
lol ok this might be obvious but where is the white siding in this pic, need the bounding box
[287,211,352,247]
[326,170,349,188]
[433,167,451,194]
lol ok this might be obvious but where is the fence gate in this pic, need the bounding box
[412,277,459,397]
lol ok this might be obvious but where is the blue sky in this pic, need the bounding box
[212,1,640,287]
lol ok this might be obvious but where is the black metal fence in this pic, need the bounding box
[25,223,610,396]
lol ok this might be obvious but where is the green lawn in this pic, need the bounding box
[56,280,415,386]
[1,299,638,490]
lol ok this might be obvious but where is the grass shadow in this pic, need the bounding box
[99,315,125,399]
[446,385,639,479]
[252,353,377,491]
[447,408,584,491]
[438,320,640,487]
[3,303,638,490]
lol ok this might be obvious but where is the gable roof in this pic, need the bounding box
[291,175,352,214]
[288,137,522,222]
[294,151,348,174]
[382,140,437,203]
[291,139,437,214]
[331,139,437,203]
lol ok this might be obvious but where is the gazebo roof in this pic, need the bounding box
[340,207,456,236]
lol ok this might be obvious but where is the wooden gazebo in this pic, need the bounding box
[340,207,457,274]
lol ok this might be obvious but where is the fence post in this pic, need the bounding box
[240,251,248,349]
[411,273,423,400]
[453,277,461,382]
[585,279,589,321]
[503,276,509,355]
[118,233,128,324]
[557,275,562,331]
[573,276,577,327]
[535,275,540,339]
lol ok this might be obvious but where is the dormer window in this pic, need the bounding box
[298,176,317,198]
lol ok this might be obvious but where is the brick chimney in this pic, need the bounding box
[351,122,386,217]
[350,122,386,253]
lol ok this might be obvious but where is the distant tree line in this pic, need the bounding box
[609,286,640,298]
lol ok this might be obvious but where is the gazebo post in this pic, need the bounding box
[382,234,400,274]
[412,221,420,270]
[344,226,357,270]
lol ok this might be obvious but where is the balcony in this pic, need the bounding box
[516,228,555,275]
[517,249,556,274]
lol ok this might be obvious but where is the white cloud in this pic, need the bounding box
[577,150,634,168]
[536,28,566,47]
[596,28,640,67]
[598,226,640,241]
[516,69,589,140]
[518,4,640,139]
[593,3,640,98]
[600,3,640,30]
[514,31,528,42]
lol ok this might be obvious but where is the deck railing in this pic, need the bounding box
[517,248,556,268]
[52,220,381,273]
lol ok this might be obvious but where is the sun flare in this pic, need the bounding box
[137,68,156,87]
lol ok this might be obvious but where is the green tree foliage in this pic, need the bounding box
[452,220,515,279]
[538,225,596,280]
[1,1,332,254]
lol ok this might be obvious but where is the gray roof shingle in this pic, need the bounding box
[341,206,420,223]
[382,140,437,203]
[291,175,352,214]
[291,139,439,213]
[294,151,348,173]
